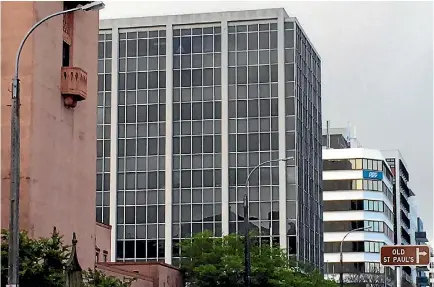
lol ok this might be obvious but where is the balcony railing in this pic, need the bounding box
[415,231,428,243]
[401,211,411,229]
[60,67,87,107]
[400,177,411,198]
[401,228,411,245]
[401,194,410,212]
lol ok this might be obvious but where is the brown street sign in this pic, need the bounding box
[381,245,430,266]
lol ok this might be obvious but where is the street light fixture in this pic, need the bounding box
[7,2,104,286]
[339,225,373,287]
[243,156,294,287]
[80,1,105,11]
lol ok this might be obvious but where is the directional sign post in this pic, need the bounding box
[380,245,430,266]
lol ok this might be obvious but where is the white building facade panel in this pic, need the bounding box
[324,211,394,230]
[324,232,393,245]
[324,252,381,263]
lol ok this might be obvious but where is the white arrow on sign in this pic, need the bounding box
[416,247,428,264]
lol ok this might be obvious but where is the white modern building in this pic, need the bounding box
[322,145,395,285]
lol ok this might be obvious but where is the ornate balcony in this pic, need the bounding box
[60,67,88,108]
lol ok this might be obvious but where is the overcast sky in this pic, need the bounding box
[101,1,434,239]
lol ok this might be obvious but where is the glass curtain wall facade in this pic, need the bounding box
[96,32,112,225]
[97,9,322,269]
[227,22,281,246]
[171,25,223,264]
[116,29,167,261]
[293,21,323,267]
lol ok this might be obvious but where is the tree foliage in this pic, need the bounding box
[1,229,133,287]
[1,228,68,287]
[179,231,338,287]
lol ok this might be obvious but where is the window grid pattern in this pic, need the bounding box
[283,21,298,260]
[97,33,112,225]
[293,21,323,269]
[227,22,280,248]
[385,158,396,183]
[324,220,394,241]
[324,240,386,253]
[323,158,393,182]
[116,30,167,262]
[171,26,222,263]
[323,200,394,222]
[323,179,394,202]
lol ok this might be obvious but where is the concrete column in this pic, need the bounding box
[221,20,229,235]
[109,26,119,262]
[277,13,287,250]
[164,23,174,264]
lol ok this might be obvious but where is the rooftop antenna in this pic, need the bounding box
[347,122,359,148]
[346,121,352,142]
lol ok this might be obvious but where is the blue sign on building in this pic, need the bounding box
[362,170,383,180]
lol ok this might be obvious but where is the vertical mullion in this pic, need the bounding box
[109,27,119,262]
[277,13,287,251]
[164,23,174,264]
[221,20,229,235]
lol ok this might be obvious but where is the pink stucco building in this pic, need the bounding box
[1,2,182,285]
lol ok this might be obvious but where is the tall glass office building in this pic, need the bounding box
[97,8,323,269]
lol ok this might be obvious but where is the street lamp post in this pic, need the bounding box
[243,156,294,287]
[339,225,372,287]
[7,2,104,286]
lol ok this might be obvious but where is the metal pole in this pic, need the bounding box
[242,156,293,287]
[339,226,372,287]
[7,6,84,286]
[339,247,343,287]
[243,194,250,287]
[384,267,386,287]
[8,78,20,287]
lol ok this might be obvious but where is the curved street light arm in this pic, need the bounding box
[339,226,372,254]
[339,225,372,287]
[13,7,81,79]
[244,156,294,190]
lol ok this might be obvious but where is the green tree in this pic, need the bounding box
[1,228,68,287]
[179,231,338,287]
[1,229,133,287]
